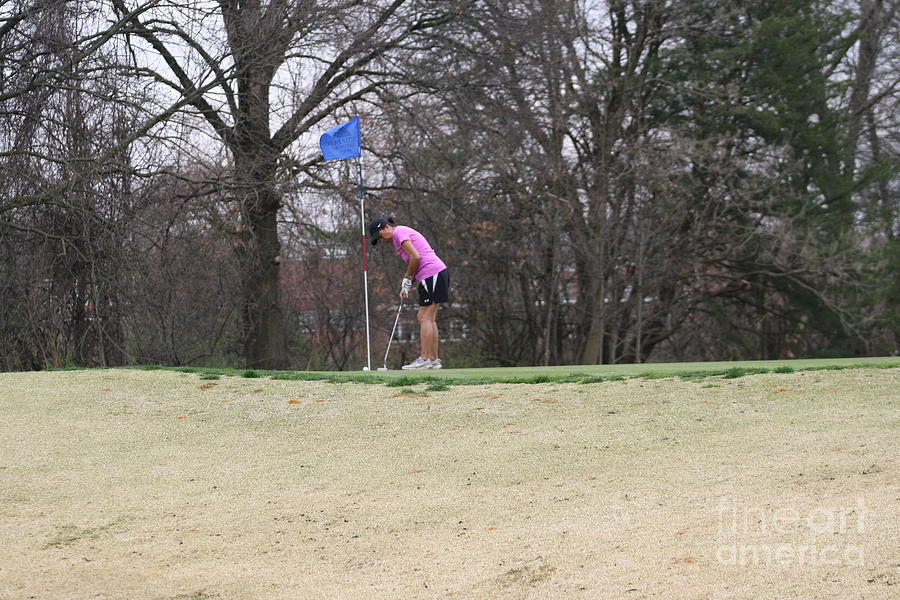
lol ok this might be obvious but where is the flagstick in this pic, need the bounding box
[318,116,369,370]
[358,156,372,371]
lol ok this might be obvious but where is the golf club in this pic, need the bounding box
[379,297,404,370]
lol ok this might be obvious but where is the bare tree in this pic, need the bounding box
[0,0,149,367]
[107,0,463,368]
[380,0,688,365]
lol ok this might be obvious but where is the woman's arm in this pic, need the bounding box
[401,240,420,280]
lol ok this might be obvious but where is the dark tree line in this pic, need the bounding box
[1,0,897,371]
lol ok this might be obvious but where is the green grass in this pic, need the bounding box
[51,356,900,388]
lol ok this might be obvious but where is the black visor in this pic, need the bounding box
[369,217,390,245]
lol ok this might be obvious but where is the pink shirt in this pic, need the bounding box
[392,225,447,281]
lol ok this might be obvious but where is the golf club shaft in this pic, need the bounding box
[383,297,403,369]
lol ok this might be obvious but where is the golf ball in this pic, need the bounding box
[362,367,369,371]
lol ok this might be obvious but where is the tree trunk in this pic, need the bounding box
[580,274,606,364]
[236,181,288,369]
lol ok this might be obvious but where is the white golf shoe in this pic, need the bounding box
[401,357,433,370]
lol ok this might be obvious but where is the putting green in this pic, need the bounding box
[315,356,900,381]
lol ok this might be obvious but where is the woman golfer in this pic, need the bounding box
[370,217,449,370]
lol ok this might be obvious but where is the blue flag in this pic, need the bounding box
[319,116,361,161]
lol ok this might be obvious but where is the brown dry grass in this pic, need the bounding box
[0,368,897,599]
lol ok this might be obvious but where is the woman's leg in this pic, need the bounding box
[417,304,439,360]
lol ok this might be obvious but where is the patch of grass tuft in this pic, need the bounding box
[241,370,260,378]
[723,367,771,379]
[676,370,716,381]
[45,515,131,549]
[497,375,552,384]
[426,382,450,392]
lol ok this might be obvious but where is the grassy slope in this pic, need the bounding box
[0,367,897,599]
